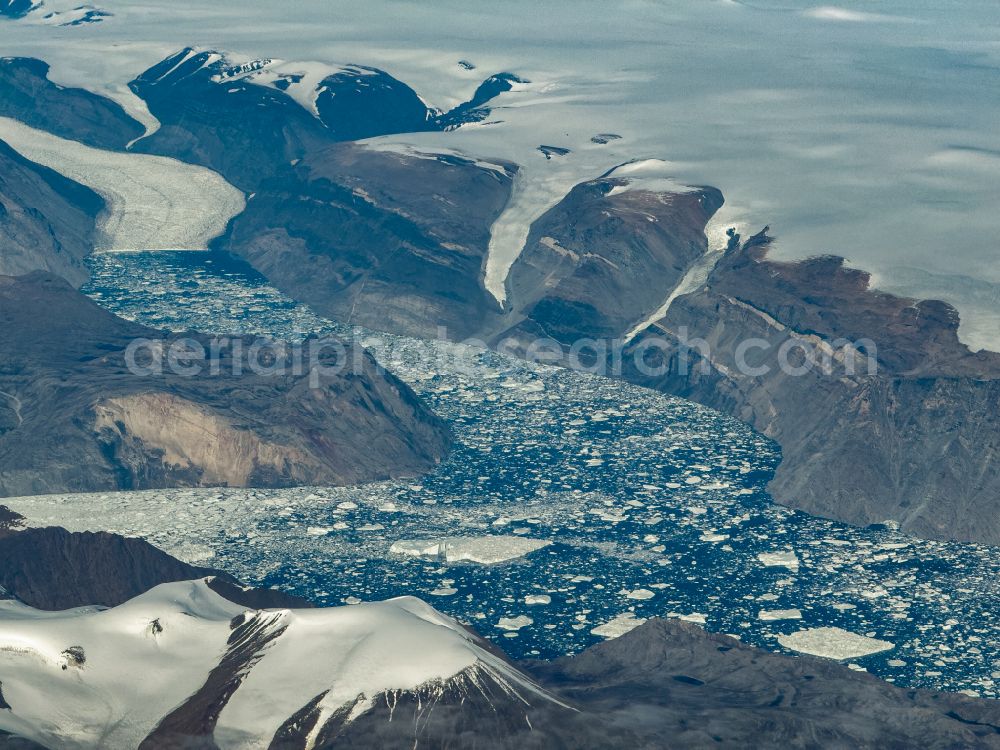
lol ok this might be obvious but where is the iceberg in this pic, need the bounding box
[778,627,894,660]
[389,535,550,565]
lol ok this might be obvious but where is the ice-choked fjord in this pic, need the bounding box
[0,117,244,251]
[9,251,1000,700]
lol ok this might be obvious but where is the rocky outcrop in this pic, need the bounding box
[0,139,103,285]
[499,179,722,345]
[0,272,450,496]
[622,232,1000,544]
[130,49,333,190]
[523,618,1000,749]
[0,58,144,150]
[0,506,309,610]
[0,525,219,610]
[217,143,513,339]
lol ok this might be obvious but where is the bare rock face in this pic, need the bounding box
[523,618,1000,749]
[0,525,221,610]
[0,506,310,611]
[500,179,723,345]
[129,49,524,191]
[0,140,104,285]
[0,272,451,496]
[623,232,1000,544]
[217,143,513,339]
[0,58,143,150]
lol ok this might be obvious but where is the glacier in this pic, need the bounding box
[0,117,244,251]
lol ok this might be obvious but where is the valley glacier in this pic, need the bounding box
[0,117,244,251]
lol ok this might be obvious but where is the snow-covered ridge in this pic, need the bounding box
[1,0,110,26]
[0,579,563,749]
[0,116,244,252]
[603,158,696,198]
[209,53,375,118]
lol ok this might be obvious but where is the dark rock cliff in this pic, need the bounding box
[216,143,513,339]
[130,49,524,191]
[523,618,1000,749]
[0,506,309,611]
[0,58,144,150]
[0,140,104,285]
[0,272,451,496]
[623,233,1000,544]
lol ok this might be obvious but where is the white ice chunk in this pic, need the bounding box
[758,550,800,572]
[496,615,533,631]
[625,588,655,600]
[389,535,550,565]
[758,608,803,621]
[777,627,895,660]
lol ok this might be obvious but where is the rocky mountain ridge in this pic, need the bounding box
[0,272,450,496]
[0,139,103,285]
[621,232,1000,544]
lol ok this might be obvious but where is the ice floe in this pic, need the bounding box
[389,536,550,565]
[758,550,801,572]
[778,627,894,660]
[758,608,802,621]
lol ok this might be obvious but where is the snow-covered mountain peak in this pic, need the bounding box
[0,578,563,748]
[0,0,109,24]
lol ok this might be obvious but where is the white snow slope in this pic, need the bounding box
[0,117,244,252]
[0,579,559,749]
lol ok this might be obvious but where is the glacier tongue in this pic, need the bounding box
[0,116,244,252]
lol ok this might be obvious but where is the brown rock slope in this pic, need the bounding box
[0,272,450,496]
[498,177,722,345]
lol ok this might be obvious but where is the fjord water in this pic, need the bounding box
[12,251,996,696]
